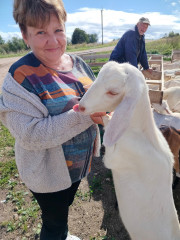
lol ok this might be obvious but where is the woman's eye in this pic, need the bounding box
[56,29,63,33]
[37,31,45,35]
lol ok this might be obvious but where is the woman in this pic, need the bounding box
[0,0,106,239]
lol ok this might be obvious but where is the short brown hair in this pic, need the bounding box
[13,0,67,33]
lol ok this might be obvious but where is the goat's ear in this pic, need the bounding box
[103,68,143,147]
[103,94,139,146]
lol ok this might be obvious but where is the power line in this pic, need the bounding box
[101,9,103,45]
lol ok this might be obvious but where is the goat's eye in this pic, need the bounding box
[106,91,119,96]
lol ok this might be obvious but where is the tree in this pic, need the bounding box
[168,31,179,38]
[71,28,88,44]
[168,31,175,38]
[7,37,26,52]
[0,35,5,45]
[71,28,98,44]
[67,37,71,45]
[87,33,98,43]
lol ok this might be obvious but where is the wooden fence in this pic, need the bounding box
[171,50,180,62]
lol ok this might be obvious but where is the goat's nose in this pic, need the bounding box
[79,105,85,112]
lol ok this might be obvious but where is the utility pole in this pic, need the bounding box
[101,9,104,45]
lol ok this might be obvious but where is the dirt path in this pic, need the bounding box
[0,57,21,90]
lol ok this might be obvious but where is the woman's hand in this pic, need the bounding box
[90,112,107,125]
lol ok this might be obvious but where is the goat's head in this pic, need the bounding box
[78,62,126,113]
[76,61,146,146]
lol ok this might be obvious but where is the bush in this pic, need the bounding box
[71,28,98,44]
[72,28,88,44]
[7,37,27,53]
[0,46,6,54]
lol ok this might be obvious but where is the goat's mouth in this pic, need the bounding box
[77,105,86,113]
[73,104,90,114]
[73,104,87,113]
[73,103,98,115]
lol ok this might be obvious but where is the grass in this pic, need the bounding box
[0,50,30,59]
[0,122,41,238]
[0,160,17,187]
[66,41,117,52]
[0,124,16,188]
[89,176,103,193]
[146,35,180,56]
[0,124,15,149]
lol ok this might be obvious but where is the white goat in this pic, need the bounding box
[152,100,180,118]
[164,79,180,89]
[76,62,180,240]
[163,87,180,113]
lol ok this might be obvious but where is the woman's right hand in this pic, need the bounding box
[90,112,107,126]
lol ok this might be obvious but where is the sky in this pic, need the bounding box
[0,0,180,43]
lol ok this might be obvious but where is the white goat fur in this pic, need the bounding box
[78,62,180,240]
[163,87,180,113]
[152,100,180,118]
[164,79,180,89]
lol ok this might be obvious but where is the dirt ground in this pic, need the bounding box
[0,154,132,240]
[0,54,180,240]
[0,155,180,240]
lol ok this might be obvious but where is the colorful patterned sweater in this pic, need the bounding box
[9,52,97,183]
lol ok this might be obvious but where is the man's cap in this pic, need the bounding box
[138,17,151,25]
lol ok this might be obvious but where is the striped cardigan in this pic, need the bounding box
[0,56,101,193]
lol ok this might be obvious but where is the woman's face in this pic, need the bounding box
[22,14,67,65]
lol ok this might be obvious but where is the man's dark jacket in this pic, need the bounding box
[109,25,149,70]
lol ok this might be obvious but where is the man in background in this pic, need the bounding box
[109,17,152,73]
